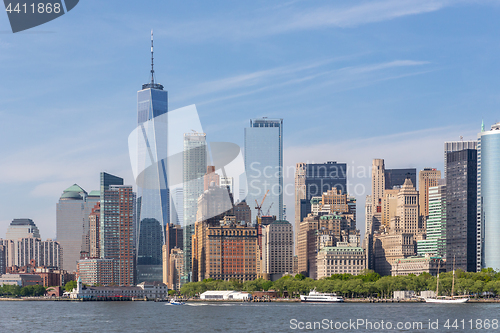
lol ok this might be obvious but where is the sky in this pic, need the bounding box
[1,0,500,240]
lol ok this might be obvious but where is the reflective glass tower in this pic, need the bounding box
[136,31,169,282]
[244,118,283,222]
[478,122,500,271]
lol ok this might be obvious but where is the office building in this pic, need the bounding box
[162,223,183,285]
[0,238,61,269]
[135,33,169,282]
[444,140,477,178]
[417,183,446,257]
[192,216,258,282]
[245,118,283,223]
[167,247,184,290]
[89,202,100,258]
[385,168,416,190]
[99,175,136,286]
[261,220,293,278]
[478,123,500,271]
[316,246,365,279]
[294,161,347,252]
[204,166,220,191]
[0,245,5,275]
[183,132,208,283]
[77,258,119,286]
[56,184,99,271]
[5,219,40,240]
[446,149,477,272]
[418,169,441,220]
[220,176,234,195]
[391,254,445,276]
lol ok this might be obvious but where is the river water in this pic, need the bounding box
[1,301,499,332]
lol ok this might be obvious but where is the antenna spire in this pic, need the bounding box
[151,29,155,84]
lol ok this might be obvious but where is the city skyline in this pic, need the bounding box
[2,1,500,241]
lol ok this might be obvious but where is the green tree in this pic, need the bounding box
[64,280,77,292]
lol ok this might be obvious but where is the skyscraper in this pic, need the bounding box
[477,123,500,271]
[56,184,99,272]
[135,32,169,282]
[99,172,136,286]
[245,118,283,222]
[418,168,441,220]
[417,182,446,258]
[183,132,207,283]
[446,149,477,272]
[5,219,40,240]
[385,168,416,190]
[444,140,478,178]
[294,161,347,252]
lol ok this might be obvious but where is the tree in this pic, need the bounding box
[64,280,77,292]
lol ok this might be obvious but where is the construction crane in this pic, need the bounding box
[255,189,269,224]
[265,202,274,216]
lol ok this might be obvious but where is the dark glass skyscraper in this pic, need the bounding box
[384,168,416,190]
[135,32,169,282]
[446,149,477,272]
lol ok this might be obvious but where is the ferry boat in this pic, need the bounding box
[300,290,344,303]
[169,299,185,305]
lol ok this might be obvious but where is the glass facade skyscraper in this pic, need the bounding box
[446,149,477,272]
[417,183,446,258]
[135,34,169,282]
[182,132,207,284]
[244,118,283,222]
[477,123,500,271]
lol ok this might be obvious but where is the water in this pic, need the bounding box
[1,301,499,332]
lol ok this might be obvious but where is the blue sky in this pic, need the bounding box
[1,0,500,239]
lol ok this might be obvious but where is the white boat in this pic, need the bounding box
[425,257,469,304]
[300,289,344,303]
[169,299,185,305]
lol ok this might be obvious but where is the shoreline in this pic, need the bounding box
[2,296,499,303]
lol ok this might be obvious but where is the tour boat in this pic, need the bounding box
[300,289,344,303]
[169,299,185,305]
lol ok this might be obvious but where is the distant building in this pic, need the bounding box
[89,202,100,258]
[444,140,477,178]
[385,168,417,190]
[162,223,183,286]
[391,255,445,276]
[417,183,446,258]
[183,132,208,284]
[477,123,500,271]
[56,184,99,272]
[167,247,184,291]
[99,174,136,286]
[220,176,234,195]
[70,277,168,300]
[5,219,40,240]
[76,258,118,286]
[316,246,366,279]
[261,220,293,277]
[418,168,441,221]
[446,149,477,272]
[245,118,283,223]
[0,238,61,268]
[199,290,251,301]
[0,274,43,286]
[192,216,258,282]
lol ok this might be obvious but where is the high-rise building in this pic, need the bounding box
[89,202,100,258]
[0,245,5,275]
[56,184,99,272]
[204,166,220,191]
[245,118,283,222]
[477,123,500,271]
[167,247,185,291]
[417,182,446,258]
[418,168,441,225]
[135,32,169,282]
[261,220,293,277]
[444,140,478,178]
[0,238,61,269]
[162,223,183,285]
[294,162,347,252]
[5,219,40,240]
[385,168,417,190]
[77,258,119,286]
[220,176,234,195]
[183,132,207,283]
[100,181,136,286]
[446,149,477,272]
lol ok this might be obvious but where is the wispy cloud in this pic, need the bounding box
[158,0,456,41]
